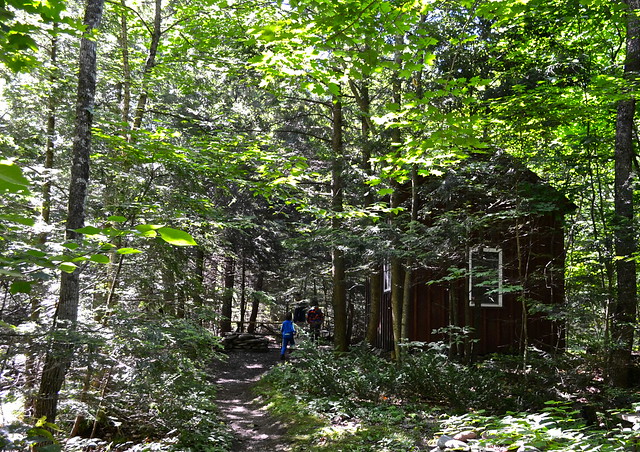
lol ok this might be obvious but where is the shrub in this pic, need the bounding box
[57,315,233,451]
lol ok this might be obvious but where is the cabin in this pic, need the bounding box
[371,151,572,356]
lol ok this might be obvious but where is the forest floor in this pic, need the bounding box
[212,344,292,452]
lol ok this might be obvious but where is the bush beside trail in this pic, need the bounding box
[257,342,640,451]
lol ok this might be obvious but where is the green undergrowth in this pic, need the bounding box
[256,342,640,451]
[439,403,640,451]
[255,374,435,451]
[5,316,236,452]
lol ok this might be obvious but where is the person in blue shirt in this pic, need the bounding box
[280,312,296,360]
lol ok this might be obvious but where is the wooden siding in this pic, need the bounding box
[409,214,566,355]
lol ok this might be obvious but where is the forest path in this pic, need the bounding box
[212,345,292,452]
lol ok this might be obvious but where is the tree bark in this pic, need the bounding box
[119,0,131,124]
[193,247,205,312]
[366,270,382,346]
[390,35,404,360]
[390,247,403,360]
[25,29,59,417]
[132,0,162,129]
[238,256,247,332]
[351,77,382,348]
[610,0,639,387]
[34,0,105,423]
[331,94,348,352]
[220,255,235,333]
[162,258,177,315]
[247,271,263,334]
[400,165,418,345]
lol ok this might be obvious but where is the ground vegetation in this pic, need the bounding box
[0,0,639,449]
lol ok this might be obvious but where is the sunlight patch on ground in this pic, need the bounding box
[1,395,23,424]
[306,421,362,445]
[245,363,266,369]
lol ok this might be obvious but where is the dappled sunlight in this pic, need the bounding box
[244,363,266,369]
[293,422,420,451]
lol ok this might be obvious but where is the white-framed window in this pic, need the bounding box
[383,259,391,293]
[469,247,503,307]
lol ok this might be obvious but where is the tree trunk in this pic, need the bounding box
[220,255,235,333]
[119,0,131,124]
[41,29,57,235]
[247,271,263,334]
[390,249,403,360]
[331,94,348,352]
[350,77,382,348]
[34,0,105,423]
[346,299,354,347]
[400,166,418,345]
[132,0,162,129]
[609,0,639,387]
[448,283,459,357]
[366,270,382,346]
[389,34,405,361]
[162,260,176,315]
[239,256,247,332]
[193,247,205,312]
[25,29,59,417]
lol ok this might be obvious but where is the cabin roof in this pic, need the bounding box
[416,150,576,216]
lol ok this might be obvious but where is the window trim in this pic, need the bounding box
[469,247,503,308]
[383,260,391,293]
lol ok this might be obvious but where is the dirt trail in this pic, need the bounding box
[213,346,292,452]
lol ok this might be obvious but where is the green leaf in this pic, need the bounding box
[58,262,77,273]
[0,160,30,193]
[116,247,143,255]
[0,213,35,226]
[135,224,163,237]
[73,226,102,235]
[0,268,22,277]
[0,320,18,330]
[158,227,197,246]
[26,249,47,258]
[89,254,110,264]
[107,215,127,222]
[26,427,54,441]
[10,280,31,294]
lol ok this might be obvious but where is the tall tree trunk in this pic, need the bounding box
[390,35,404,360]
[247,271,263,334]
[400,165,418,345]
[350,77,381,348]
[132,0,162,130]
[331,94,348,352]
[366,270,382,346]
[239,256,247,332]
[610,0,639,388]
[41,31,57,235]
[34,0,105,423]
[220,255,235,333]
[193,247,205,312]
[162,260,176,315]
[25,29,59,417]
[390,246,403,360]
[119,0,131,125]
[448,283,459,357]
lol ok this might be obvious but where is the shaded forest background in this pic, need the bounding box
[1,0,639,449]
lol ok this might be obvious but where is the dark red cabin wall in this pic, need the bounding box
[409,214,566,354]
[375,290,394,351]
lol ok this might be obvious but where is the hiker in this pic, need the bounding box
[280,312,296,360]
[306,305,324,342]
[293,304,307,323]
